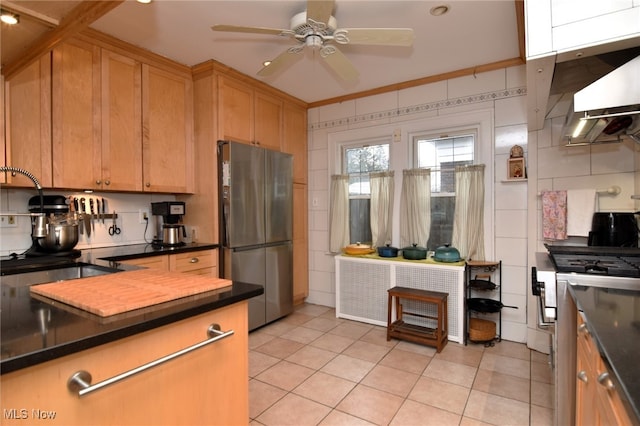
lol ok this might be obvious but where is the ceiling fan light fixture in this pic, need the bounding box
[263,60,272,67]
[305,34,323,49]
[430,5,450,16]
[0,10,19,25]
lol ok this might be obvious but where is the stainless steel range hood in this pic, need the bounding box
[556,49,640,146]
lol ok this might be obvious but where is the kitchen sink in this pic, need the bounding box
[1,263,123,287]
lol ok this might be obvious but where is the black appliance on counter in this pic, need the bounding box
[588,212,639,247]
[532,244,640,426]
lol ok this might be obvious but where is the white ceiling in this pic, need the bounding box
[2,0,522,104]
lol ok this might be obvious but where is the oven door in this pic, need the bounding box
[532,263,557,326]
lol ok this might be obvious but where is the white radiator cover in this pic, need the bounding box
[336,255,465,344]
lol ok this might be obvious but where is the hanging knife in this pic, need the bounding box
[77,197,84,235]
[89,198,95,231]
[81,197,91,237]
[96,198,101,224]
[101,197,106,224]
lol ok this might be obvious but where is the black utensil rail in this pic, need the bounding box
[465,260,503,345]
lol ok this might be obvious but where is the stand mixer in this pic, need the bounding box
[26,195,80,257]
[151,201,187,247]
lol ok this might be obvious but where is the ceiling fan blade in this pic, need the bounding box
[307,0,334,25]
[211,24,293,37]
[320,45,359,81]
[335,28,415,46]
[257,47,304,77]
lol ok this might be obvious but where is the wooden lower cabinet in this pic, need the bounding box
[576,314,633,426]
[1,301,249,425]
[170,249,218,276]
[119,249,217,277]
[292,184,308,305]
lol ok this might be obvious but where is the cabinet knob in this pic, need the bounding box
[145,182,151,187]
[190,257,199,263]
[597,372,615,391]
[577,370,588,383]
[104,180,110,186]
[578,323,589,336]
[95,180,101,185]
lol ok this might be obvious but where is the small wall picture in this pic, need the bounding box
[508,158,526,179]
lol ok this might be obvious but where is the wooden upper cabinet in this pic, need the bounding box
[142,64,194,193]
[217,74,253,144]
[4,53,53,188]
[52,40,101,190]
[101,50,143,191]
[0,74,4,185]
[283,102,307,184]
[217,75,283,150]
[254,90,282,151]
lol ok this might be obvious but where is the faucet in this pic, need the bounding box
[0,166,47,237]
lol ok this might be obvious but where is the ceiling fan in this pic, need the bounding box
[211,0,414,81]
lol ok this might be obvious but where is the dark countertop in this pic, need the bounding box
[569,285,640,423]
[1,243,262,375]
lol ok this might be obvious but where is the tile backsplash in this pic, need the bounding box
[0,188,178,256]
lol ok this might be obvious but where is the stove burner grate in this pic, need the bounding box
[551,255,640,277]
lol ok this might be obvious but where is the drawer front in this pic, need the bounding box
[119,255,169,270]
[170,249,217,273]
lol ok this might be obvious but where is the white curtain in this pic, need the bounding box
[329,174,350,253]
[399,168,431,248]
[370,171,394,247]
[452,164,485,261]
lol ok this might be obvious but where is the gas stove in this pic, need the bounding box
[545,244,640,278]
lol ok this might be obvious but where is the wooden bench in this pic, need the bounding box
[387,286,448,352]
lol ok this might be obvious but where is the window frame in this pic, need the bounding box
[328,109,494,258]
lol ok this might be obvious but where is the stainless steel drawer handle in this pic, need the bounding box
[67,324,233,397]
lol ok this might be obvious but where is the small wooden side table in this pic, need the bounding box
[387,286,448,352]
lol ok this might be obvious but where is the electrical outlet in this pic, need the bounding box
[0,214,17,228]
[139,209,149,224]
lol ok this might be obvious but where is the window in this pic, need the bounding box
[414,133,475,250]
[343,142,390,243]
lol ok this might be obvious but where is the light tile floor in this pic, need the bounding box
[249,303,554,426]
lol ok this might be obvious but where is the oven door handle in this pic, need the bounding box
[537,288,555,326]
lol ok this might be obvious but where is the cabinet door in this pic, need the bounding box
[0,302,248,426]
[292,183,308,304]
[0,73,4,184]
[254,89,282,151]
[142,64,194,193]
[4,53,53,187]
[283,102,307,184]
[101,50,142,191]
[217,75,253,144]
[169,249,218,276]
[52,40,101,189]
[576,337,598,425]
[118,255,169,270]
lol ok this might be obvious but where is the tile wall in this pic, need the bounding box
[306,63,639,347]
[307,65,531,343]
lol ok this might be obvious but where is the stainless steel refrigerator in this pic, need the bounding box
[218,140,293,331]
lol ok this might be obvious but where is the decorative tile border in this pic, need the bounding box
[310,86,527,131]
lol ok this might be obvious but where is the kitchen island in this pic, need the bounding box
[1,243,262,425]
[569,285,640,424]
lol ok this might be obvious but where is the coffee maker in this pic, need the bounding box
[151,201,187,246]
